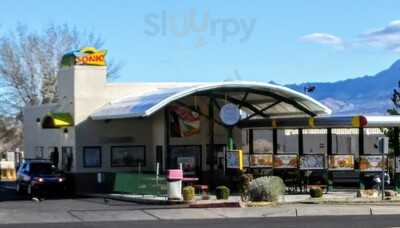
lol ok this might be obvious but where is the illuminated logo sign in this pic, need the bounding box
[219,103,241,126]
[61,47,107,67]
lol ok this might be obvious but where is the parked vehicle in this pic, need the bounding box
[16,160,66,196]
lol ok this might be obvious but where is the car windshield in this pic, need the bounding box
[30,163,56,175]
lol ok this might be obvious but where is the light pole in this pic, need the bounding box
[304,85,316,95]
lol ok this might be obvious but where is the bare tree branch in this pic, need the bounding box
[0,23,121,152]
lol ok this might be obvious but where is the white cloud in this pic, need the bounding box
[361,20,400,51]
[300,33,343,46]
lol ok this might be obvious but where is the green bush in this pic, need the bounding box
[182,186,195,202]
[249,176,285,202]
[310,187,323,198]
[216,186,230,200]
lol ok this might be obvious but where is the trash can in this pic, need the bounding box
[166,169,183,200]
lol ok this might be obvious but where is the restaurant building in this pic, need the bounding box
[23,48,400,193]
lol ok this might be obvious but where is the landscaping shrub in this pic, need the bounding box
[249,176,285,202]
[216,186,230,200]
[182,186,195,202]
[310,187,323,198]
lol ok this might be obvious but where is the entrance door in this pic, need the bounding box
[168,145,202,176]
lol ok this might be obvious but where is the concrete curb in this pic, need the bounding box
[189,201,242,208]
[85,193,400,208]
[81,193,187,206]
[295,199,400,206]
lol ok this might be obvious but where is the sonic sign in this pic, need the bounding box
[61,47,107,67]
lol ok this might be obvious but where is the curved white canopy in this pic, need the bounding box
[91,81,331,120]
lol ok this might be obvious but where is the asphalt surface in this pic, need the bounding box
[0,216,399,228]
[2,182,400,227]
[0,182,181,224]
[0,183,168,209]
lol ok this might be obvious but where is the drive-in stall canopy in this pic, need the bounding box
[91,81,332,120]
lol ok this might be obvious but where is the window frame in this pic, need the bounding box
[83,146,102,168]
[110,145,146,167]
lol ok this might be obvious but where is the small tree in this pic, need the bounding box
[383,84,400,151]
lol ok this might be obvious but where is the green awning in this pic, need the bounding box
[42,113,74,129]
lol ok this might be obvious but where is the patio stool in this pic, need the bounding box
[193,185,209,199]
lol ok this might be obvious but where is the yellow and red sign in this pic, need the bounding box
[75,47,106,66]
[61,47,107,67]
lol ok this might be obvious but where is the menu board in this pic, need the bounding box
[359,155,386,172]
[328,155,354,171]
[226,151,249,169]
[226,151,239,169]
[250,154,273,168]
[300,154,325,170]
[274,154,298,169]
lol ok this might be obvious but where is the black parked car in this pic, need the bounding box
[16,160,67,196]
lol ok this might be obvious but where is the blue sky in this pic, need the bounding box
[1,1,400,84]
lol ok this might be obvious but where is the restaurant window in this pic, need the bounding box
[277,129,298,154]
[303,129,328,154]
[111,146,146,167]
[363,128,385,155]
[83,147,102,168]
[331,129,359,155]
[253,129,273,154]
[34,146,44,159]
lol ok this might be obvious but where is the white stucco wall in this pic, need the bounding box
[23,104,75,170]
[23,65,385,177]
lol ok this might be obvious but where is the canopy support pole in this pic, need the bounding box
[298,129,305,192]
[208,97,215,188]
[249,129,254,155]
[327,128,333,192]
[359,128,365,190]
[164,108,171,169]
[248,129,254,173]
[272,128,278,175]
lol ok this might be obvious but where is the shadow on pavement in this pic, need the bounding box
[0,181,96,202]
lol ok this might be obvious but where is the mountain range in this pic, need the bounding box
[286,60,400,115]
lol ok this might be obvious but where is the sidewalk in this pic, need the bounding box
[99,191,400,206]
[2,204,400,224]
[143,204,400,220]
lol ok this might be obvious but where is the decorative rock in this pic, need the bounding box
[357,189,379,198]
[384,190,398,197]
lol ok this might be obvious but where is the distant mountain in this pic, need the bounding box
[286,60,400,115]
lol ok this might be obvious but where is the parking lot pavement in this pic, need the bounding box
[4,181,400,225]
[1,215,400,228]
[0,182,174,224]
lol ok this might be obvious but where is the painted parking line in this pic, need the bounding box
[69,210,157,222]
